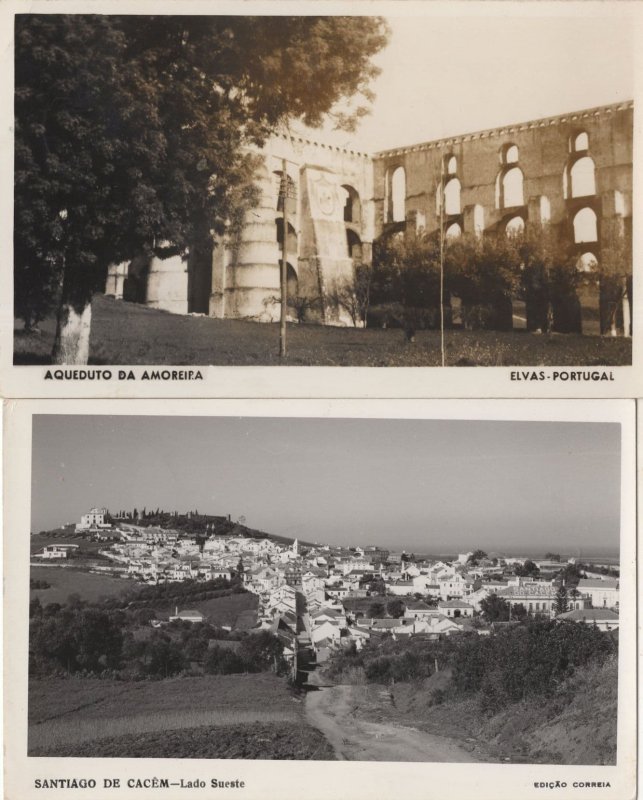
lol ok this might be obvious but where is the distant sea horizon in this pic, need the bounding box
[409,549,620,565]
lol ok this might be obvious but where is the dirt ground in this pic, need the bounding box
[305,684,479,762]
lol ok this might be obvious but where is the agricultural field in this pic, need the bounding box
[154,591,259,628]
[29,565,137,605]
[29,673,333,759]
[14,294,631,367]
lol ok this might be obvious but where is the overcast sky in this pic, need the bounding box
[31,415,621,557]
[304,11,634,152]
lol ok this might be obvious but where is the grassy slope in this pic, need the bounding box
[155,591,258,627]
[368,656,618,765]
[15,295,631,366]
[30,566,140,605]
[29,673,333,759]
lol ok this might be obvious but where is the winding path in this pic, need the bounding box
[305,684,479,762]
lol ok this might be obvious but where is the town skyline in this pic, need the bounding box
[31,415,621,555]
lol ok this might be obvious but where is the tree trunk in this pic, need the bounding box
[52,299,92,364]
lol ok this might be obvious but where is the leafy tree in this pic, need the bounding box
[30,606,123,674]
[145,634,185,677]
[479,594,510,623]
[204,645,245,675]
[545,552,561,562]
[561,562,583,587]
[365,577,386,596]
[15,15,389,363]
[329,263,372,327]
[467,549,487,566]
[386,598,406,618]
[515,559,539,578]
[238,631,285,673]
[598,217,632,336]
[29,597,43,618]
[447,233,521,330]
[367,601,385,619]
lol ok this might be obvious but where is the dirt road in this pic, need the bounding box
[305,685,479,762]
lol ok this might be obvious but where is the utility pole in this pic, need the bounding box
[279,159,289,359]
[439,155,446,367]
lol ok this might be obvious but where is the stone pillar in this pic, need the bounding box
[105,262,129,299]
[527,195,551,226]
[217,162,281,321]
[145,253,189,314]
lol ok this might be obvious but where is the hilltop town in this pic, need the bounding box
[33,507,620,672]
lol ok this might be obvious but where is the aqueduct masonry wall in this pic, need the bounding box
[105,101,633,332]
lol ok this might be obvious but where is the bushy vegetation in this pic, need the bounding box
[450,620,615,713]
[369,222,632,336]
[29,594,281,679]
[326,619,617,717]
[205,631,287,676]
[112,577,242,610]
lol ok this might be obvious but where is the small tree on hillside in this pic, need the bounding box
[554,584,569,616]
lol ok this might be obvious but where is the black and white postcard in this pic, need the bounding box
[3,398,637,799]
[0,1,640,398]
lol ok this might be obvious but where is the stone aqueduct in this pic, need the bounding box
[105,101,633,332]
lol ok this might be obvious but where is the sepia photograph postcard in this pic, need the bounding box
[0,0,641,399]
[3,398,637,799]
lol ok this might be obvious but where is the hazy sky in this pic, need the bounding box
[304,12,634,152]
[31,415,621,556]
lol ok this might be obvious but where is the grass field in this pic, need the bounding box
[14,294,631,366]
[29,673,333,759]
[29,565,137,605]
[154,591,259,628]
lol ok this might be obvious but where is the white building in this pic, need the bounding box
[577,578,619,609]
[75,507,111,532]
[36,544,80,559]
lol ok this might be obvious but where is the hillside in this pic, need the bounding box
[33,516,314,549]
[370,655,618,765]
